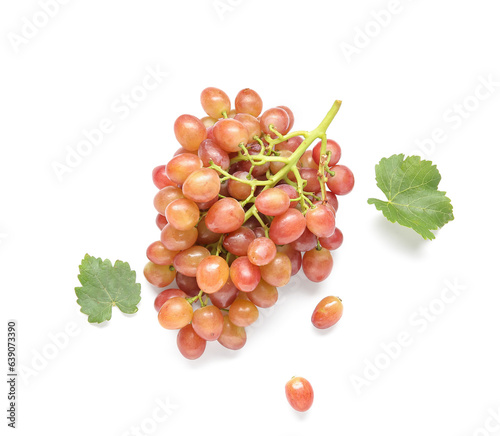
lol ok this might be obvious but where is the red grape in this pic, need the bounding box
[302,248,333,282]
[311,296,343,329]
[285,377,314,412]
[177,324,206,359]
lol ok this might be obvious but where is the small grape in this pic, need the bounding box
[285,377,314,412]
[152,165,176,189]
[311,296,343,329]
[208,277,238,309]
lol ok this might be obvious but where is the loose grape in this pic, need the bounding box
[285,377,314,412]
[311,296,343,329]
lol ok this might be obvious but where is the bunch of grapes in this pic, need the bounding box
[144,87,353,359]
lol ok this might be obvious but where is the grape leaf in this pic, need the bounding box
[367,154,454,240]
[75,254,141,323]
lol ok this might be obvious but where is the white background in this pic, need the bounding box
[2,0,500,435]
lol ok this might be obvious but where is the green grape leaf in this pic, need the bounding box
[367,154,454,240]
[75,254,141,323]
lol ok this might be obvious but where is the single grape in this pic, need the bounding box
[255,188,290,216]
[277,105,294,134]
[269,208,306,245]
[275,184,300,207]
[196,255,230,293]
[196,217,221,245]
[177,324,206,360]
[305,205,336,238]
[302,248,333,282]
[235,88,263,117]
[327,165,354,195]
[290,228,317,252]
[166,154,203,185]
[154,289,187,312]
[312,139,341,167]
[152,165,177,189]
[234,113,262,141]
[228,298,259,327]
[248,279,278,308]
[228,171,253,200]
[158,297,193,329]
[208,277,238,309]
[174,115,207,151]
[285,377,314,412]
[260,252,292,287]
[217,316,247,350]
[230,256,261,292]
[144,262,176,288]
[156,213,168,230]
[247,237,277,266]
[160,223,198,252]
[277,244,302,275]
[213,119,249,152]
[182,168,221,203]
[201,116,217,128]
[311,296,343,329]
[146,241,178,265]
[198,139,230,170]
[223,226,256,256]
[153,186,184,216]
[319,228,343,250]
[205,198,245,234]
[260,107,289,135]
[299,150,319,169]
[175,272,200,297]
[201,87,231,119]
[300,168,321,193]
[165,198,200,231]
[192,305,224,341]
[173,245,210,277]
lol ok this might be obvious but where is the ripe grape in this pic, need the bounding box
[234,113,262,140]
[198,139,230,170]
[166,153,203,185]
[269,209,306,245]
[223,226,256,256]
[285,377,314,412]
[247,237,277,266]
[312,139,341,167]
[218,316,247,350]
[311,296,343,329]
[156,214,168,230]
[173,245,210,277]
[319,228,343,250]
[305,205,336,238]
[182,168,220,203]
[174,115,207,151]
[192,305,224,341]
[208,277,238,309]
[277,245,302,275]
[327,165,355,195]
[146,241,178,266]
[300,168,321,192]
[259,252,292,287]
[228,298,259,327]
[302,248,333,282]
[177,324,206,360]
[196,217,221,245]
[290,228,317,252]
[248,280,278,308]
[275,184,300,207]
[144,262,176,288]
[255,188,290,216]
[205,198,245,233]
[196,255,230,293]
[154,289,187,312]
[299,150,319,170]
[230,256,261,292]
[260,107,289,135]
[161,224,198,252]
[277,105,294,134]
[158,297,193,329]
[152,165,176,189]
[175,272,200,297]
[228,171,253,200]
[235,88,263,117]
[165,198,200,231]
[153,186,184,216]
[213,118,249,152]
[200,87,231,119]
